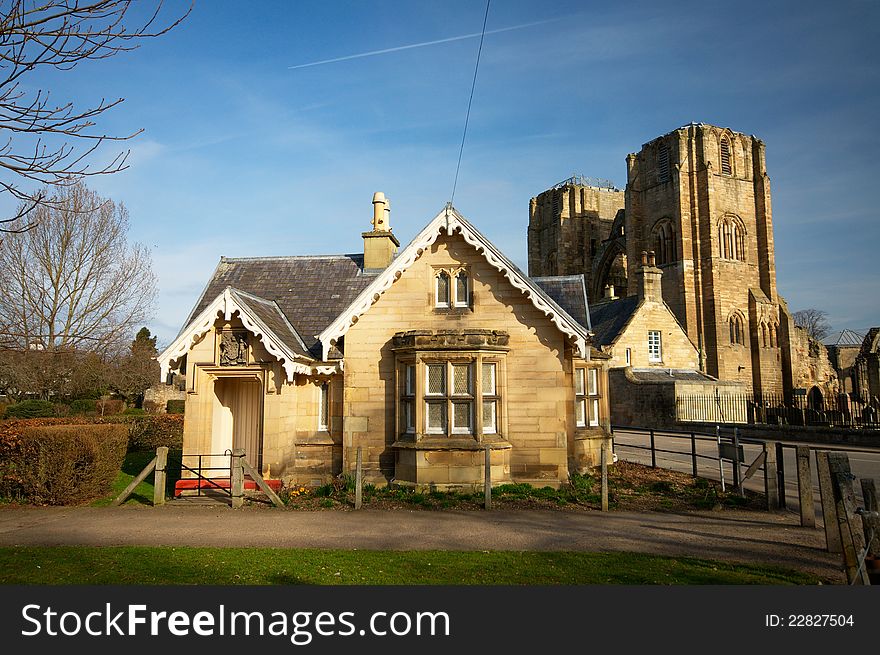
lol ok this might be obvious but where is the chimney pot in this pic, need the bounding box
[363,191,399,269]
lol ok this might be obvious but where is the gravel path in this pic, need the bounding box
[0,504,844,582]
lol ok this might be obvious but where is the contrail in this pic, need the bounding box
[288,18,559,70]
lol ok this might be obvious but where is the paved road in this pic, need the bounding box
[613,428,880,515]
[0,505,844,582]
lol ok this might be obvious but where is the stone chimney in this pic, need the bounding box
[636,250,663,303]
[362,191,400,270]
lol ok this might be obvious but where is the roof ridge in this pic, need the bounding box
[220,254,362,262]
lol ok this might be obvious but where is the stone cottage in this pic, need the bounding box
[158,195,611,490]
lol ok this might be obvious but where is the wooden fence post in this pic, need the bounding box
[763,442,778,511]
[816,451,842,554]
[153,446,168,506]
[796,446,815,528]
[112,456,157,506]
[484,445,492,510]
[601,445,609,512]
[860,480,879,557]
[649,430,656,468]
[231,448,245,509]
[355,446,363,510]
[827,453,870,585]
[776,442,786,509]
[690,433,697,478]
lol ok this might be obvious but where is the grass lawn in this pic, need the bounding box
[0,546,821,585]
[91,450,182,507]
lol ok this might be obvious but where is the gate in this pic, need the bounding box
[169,450,235,498]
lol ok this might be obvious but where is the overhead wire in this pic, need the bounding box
[450,0,491,206]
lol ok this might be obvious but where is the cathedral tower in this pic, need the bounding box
[623,123,782,392]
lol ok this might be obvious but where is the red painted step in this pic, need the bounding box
[173,477,282,497]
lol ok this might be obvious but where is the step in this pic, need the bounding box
[173,477,282,497]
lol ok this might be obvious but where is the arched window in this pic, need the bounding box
[718,217,745,261]
[454,271,469,307]
[720,136,732,175]
[658,141,670,183]
[770,324,777,348]
[652,220,675,265]
[761,323,768,348]
[729,314,744,345]
[435,272,450,308]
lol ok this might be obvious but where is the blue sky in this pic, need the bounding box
[11,0,879,345]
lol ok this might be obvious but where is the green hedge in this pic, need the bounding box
[166,399,185,414]
[0,424,128,504]
[4,400,56,419]
[70,399,97,415]
[116,415,184,451]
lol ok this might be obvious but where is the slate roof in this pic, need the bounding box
[588,295,640,347]
[183,254,378,359]
[532,275,591,331]
[627,368,717,383]
[230,289,311,359]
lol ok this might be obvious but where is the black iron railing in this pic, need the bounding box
[676,392,880,429]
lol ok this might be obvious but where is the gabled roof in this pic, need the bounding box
[318,205,592,359]
[182,254,377,359]
[588,295,640,347]
[158,287,318,382]
[532,275,591,331]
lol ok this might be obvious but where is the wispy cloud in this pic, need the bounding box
[288,19,560,70]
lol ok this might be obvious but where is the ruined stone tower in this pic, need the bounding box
[527,123,836,396]
[623,123,782,392]
[527,176,625,303]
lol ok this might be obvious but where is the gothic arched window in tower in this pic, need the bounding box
[608,252,628,294]
[718,216,746,261]
[652,219,675,265]
[720,136,732,175]
[729,314,744,345]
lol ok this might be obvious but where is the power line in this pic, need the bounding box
[450,0,491,206]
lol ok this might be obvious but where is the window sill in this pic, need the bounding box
[294,433,337,446]
[392,437,512,451]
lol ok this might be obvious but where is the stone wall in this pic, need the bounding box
[344,230,610,488]
[786,322,839,399]
[528,183,625,301]
[624,124,778,390]
[602,298,699,370]
[143,382,186,413]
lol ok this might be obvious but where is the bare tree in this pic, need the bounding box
[792,308,832,341]
[0,0,190,233]
[0,182,156,354]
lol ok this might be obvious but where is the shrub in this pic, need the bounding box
[70,399,97,415]
[142,400,162,414]
[4,400,56,419]
[122,414,184,451]
[96,398,125,416]
[0,424,128,504]
[122,407,146,416]
[166,399,185,414]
